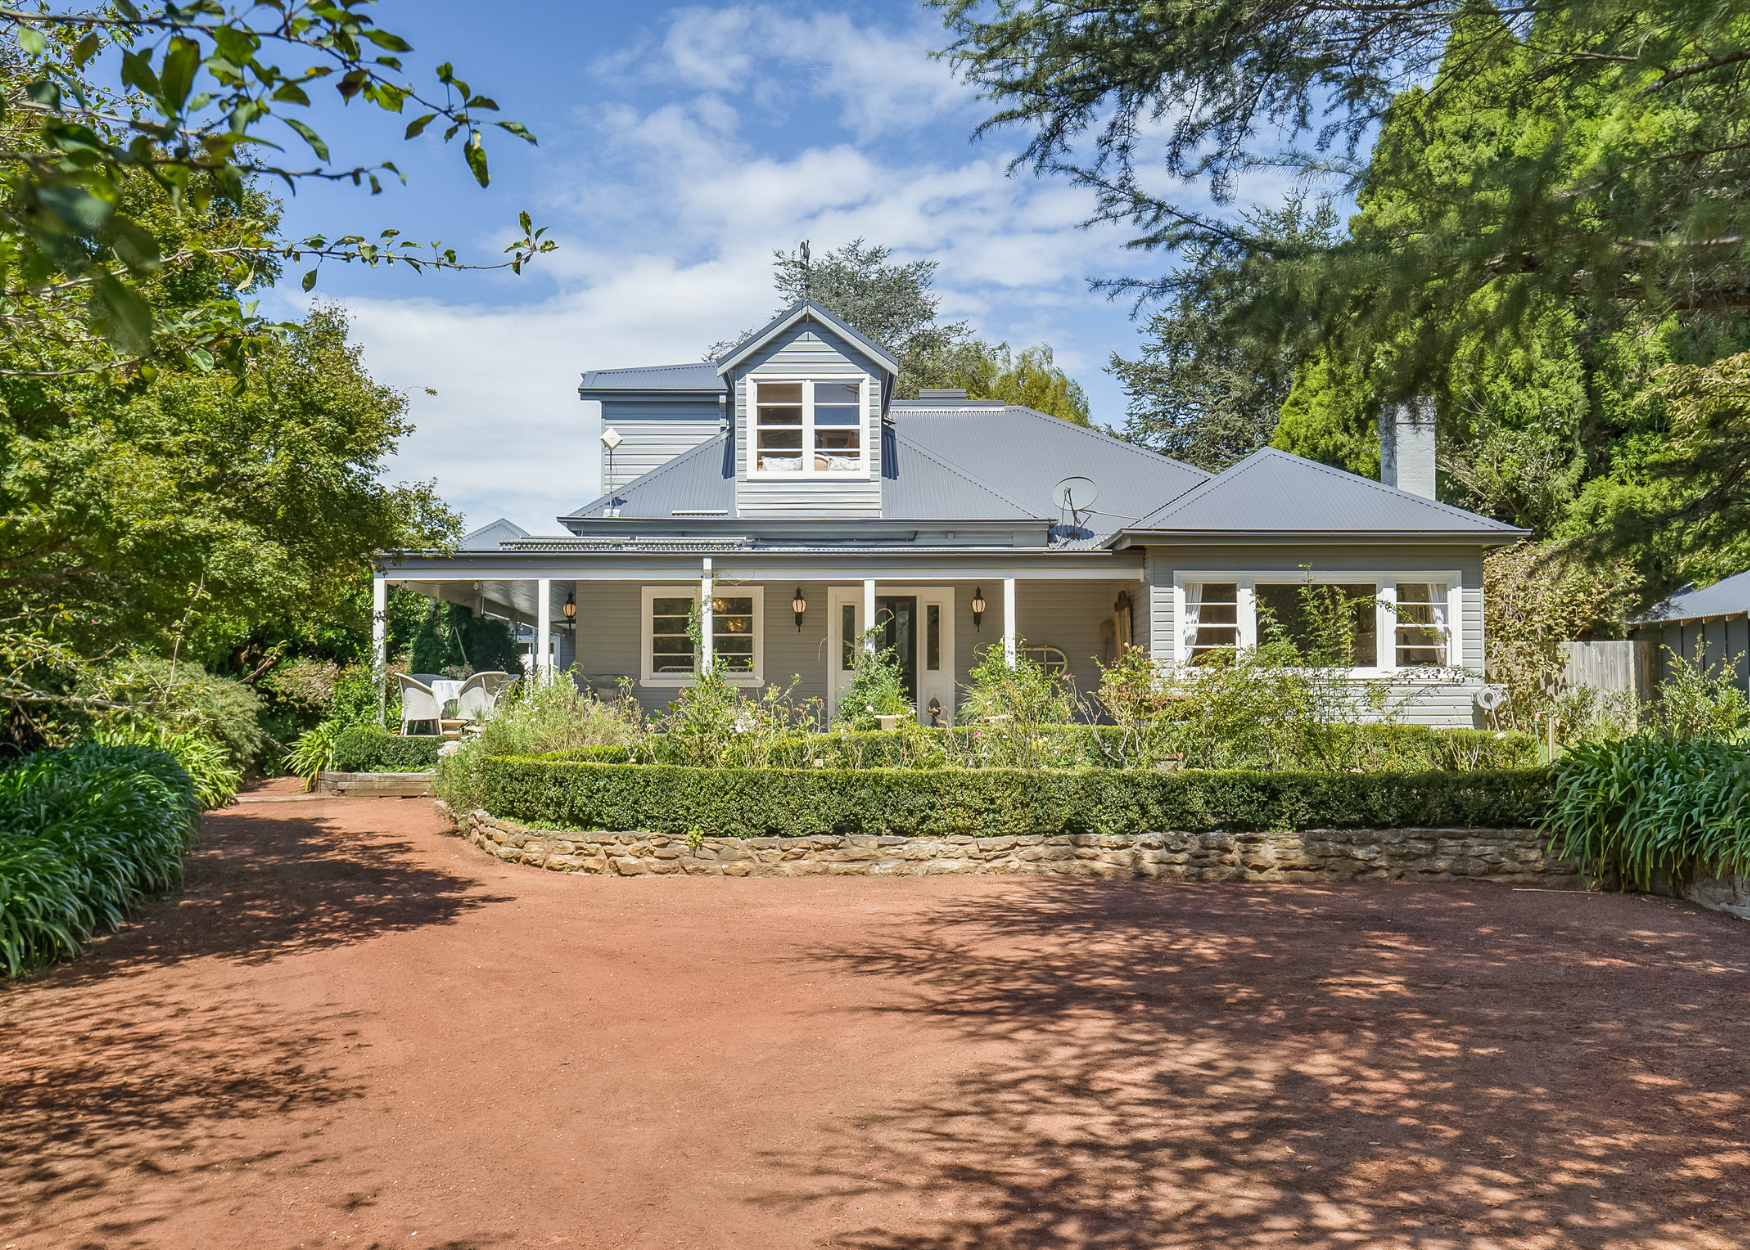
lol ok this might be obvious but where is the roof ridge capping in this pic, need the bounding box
[1126,446,1527,534]
[713,300,900,376]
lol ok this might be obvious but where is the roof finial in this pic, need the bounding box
[800,239,811,301]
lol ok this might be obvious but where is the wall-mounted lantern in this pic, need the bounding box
[791,587,807,632]
[971,586,986,632]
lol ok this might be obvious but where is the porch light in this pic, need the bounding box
[971,587,986,632]
[791,587,807,632]
[562,592,576,620]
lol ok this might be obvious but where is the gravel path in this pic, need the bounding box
[2,792,1746,1249]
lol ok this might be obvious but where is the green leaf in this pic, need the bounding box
[160,36,202,111]
[464,95,499,111]
[284,118,331,162]
[121,50,163,98]
[17,27,47,56]
[519,210,532,235]
[73,33,102,67]
[302,268,318,292]
[272,82,311,106]
[495,120,537,145]
[89,273,155,354]
[464,130,489,188]
[211,26,260,66]
[375,56,403,71]
[26,80,61,110]
[403,113,436,139]
[36,186,114,236]
[363,29,414,52]
[108,215,163,275]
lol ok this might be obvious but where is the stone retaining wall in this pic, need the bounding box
[445,806,1578,885]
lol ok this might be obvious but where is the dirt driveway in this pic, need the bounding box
[2,792,1746,1250]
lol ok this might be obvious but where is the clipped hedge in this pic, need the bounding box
[551,723,1539,773]
[479,755,1551,839]
[331,724,444,773]
[0,744,200,977]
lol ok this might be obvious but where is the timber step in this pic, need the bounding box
[314,770,436,798]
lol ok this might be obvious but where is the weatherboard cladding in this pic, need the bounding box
[566,433,734,520]
[1145,543,1488,727]
[601,410,724,493]
[732,321,883,517]
[714,300,900,377]
[1130,447,1524,538]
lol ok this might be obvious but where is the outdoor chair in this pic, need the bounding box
[456,670,514,722]
[397,674,442,736]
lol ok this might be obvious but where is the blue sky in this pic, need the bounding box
[268,1,1191,533]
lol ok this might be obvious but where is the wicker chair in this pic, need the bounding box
[456,670,514,722]
[396,674,442,735]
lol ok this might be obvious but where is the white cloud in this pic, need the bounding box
[311,4,1156,533]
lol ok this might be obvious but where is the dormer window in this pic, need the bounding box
[754,379,864,474]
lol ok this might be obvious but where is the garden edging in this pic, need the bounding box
[443,804,1578,885]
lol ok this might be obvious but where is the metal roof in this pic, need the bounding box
[562,434,734,520]
[579,361,722,392]
[1635,569,1750,625]
[714,300,900,376]
[1124,447,1527,540]
[890,404,1209,539]
[882,429,1047,520]
[458,516,530,549]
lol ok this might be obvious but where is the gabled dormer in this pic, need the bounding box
[715,301,898,517]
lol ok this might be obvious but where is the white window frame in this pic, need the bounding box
[639,585,765,688]
[746,376,869,479]
[1171,571,1462,678]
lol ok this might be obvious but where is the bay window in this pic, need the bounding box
[640,586,765,686]
[1177,575,1457,674]
[753,378,864,474]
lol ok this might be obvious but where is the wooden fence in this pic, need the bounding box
[1561,640,1653,700]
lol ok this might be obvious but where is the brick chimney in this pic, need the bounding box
[1378,397,1436,499]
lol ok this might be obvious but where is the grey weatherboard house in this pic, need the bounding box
[377,300,1528,726]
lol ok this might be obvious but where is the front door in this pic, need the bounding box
[828,586,955,725]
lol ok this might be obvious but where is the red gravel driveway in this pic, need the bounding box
[2,791,1746,1249]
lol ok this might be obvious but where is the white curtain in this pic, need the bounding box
[1429,582,1450,664]
[1182,583,1202,655]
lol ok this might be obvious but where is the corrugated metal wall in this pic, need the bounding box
[1642,617,1750,694]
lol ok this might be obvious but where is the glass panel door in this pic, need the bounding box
[874,596,918,705]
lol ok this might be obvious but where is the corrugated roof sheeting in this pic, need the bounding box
[881,431,1045,520]
[562,434,734,520]
[1130,447,1526,536]
[891,405,1209,536]
[1636,568,1750,624]
[579,362,722,390]
[458,517,530,549]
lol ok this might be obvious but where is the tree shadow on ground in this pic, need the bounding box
[769,881,1750,1249]
[0,804,513,1244]
[23,804,511,983]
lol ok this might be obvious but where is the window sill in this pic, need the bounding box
[641,673,765,688]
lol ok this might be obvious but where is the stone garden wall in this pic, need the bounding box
[444,805,1579,886]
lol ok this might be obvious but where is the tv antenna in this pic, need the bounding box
[600,426,624,518]
[1052,475,1099,533]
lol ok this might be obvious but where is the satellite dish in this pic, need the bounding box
[1053,475,1099,513]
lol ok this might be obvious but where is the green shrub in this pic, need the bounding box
[79,655,266,769]
[0,744,200,977]
[92,724,240,809]
[330,725,444,773]
[477,755,1551,839]
[1543,736,1750,890]
[546,724,1536,774]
